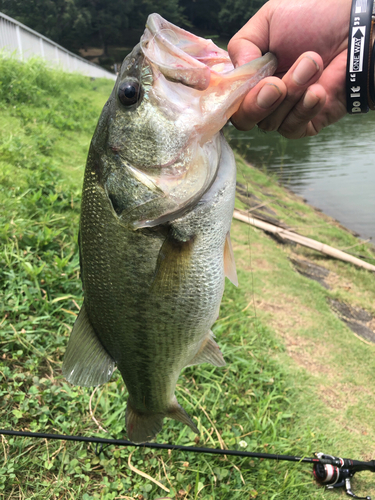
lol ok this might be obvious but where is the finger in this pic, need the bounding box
[228,4,271,67]
[292,52,348,136]
[277,84,327,139]
[231,76,287,131]
[228,37,262,68]
[258,52,324,132]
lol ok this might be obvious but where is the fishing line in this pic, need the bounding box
[235,161,257,321]
[244,178,257,322]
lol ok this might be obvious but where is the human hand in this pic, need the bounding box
[228,0,351,138]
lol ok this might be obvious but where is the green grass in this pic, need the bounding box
[1,56,375,499]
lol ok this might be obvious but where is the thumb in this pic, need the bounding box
[228,38,262,68]
[227,3,271,68]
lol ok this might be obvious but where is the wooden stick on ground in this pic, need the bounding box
[233,209,375,272]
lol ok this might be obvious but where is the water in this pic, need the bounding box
[226,112,375,240]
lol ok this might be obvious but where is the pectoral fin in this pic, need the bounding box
[186,330,225,367]
[224,231,238,287]
[151,232,194,293]
[62,302,116,387]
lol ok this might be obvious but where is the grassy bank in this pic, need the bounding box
[1,57,375,499]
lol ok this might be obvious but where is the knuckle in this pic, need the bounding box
[258,118,280,132]
[278,123,306,139]
[230,118,255,132]
[227,38,235,53]
[277,106,316,138]
[230,119,255,132]
[292,105,313,123]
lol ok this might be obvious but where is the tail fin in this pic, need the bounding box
[126,402,164,444]
[125,397,199,443]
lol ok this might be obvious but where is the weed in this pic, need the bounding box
[0,56,374,499]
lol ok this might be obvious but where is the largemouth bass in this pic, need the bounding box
[63,13,276,443]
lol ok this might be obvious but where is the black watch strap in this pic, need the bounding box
[346,0,374,114]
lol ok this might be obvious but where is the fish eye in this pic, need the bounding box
[118,81,142,106]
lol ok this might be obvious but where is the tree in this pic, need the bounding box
[0,0,268,58]
[127,0,189,29]
[218,0,267,36]
[179,0,222,32]
[0,0,92,51]
[81,0,135,55]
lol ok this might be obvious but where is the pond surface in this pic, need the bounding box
[226,112,375,241]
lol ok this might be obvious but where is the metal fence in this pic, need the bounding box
[0,11,116,80]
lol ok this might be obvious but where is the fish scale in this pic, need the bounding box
[82,140,233,395]
[62,13,277,443]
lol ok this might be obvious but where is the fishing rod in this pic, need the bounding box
[1,429,374,498]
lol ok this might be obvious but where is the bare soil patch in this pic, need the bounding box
[328,298,375,344]
[290,257,331,289]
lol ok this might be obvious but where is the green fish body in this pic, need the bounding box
[63,14,277,443]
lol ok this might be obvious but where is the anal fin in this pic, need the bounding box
[62,302,116,387]
[186,330,226,367]
[167,396,199,435]
[224,231,238,287]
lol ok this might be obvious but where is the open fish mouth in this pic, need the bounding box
[141,13,234,91]
[140,13,277,141]
[141,13,277,90]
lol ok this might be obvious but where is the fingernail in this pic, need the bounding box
[293,57,319,85]
[257,83,282,109]
[303,90,320,109]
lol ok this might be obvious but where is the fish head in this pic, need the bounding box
[92,14,277,228]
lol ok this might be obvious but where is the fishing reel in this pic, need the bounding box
[313,453,375,499]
